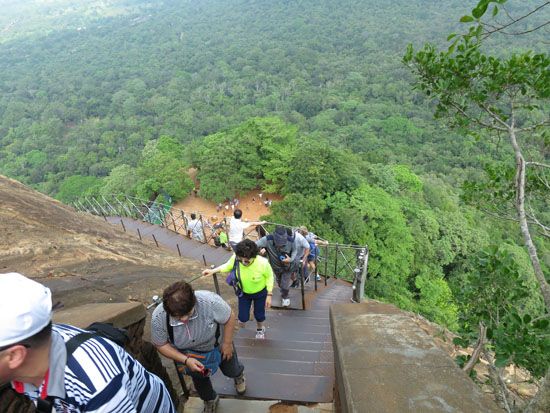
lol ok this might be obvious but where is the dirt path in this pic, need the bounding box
[172,190,283,224]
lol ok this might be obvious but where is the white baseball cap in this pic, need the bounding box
[0,273,52,347]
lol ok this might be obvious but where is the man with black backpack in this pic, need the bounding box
[256,225,301,307]
[0,272,176,413]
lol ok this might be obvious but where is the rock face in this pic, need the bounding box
[0,174,211,306]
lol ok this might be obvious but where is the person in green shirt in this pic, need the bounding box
[218,229,229,249]
[202,239,274,339]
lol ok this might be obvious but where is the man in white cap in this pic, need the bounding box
[0,272,176,413]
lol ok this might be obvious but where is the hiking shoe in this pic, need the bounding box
[202,395,219,413]
[282,298,290,307]
[234,372,246,395]
[255,327,266,339]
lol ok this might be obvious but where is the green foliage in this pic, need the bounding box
[453,244,549,377]
[192,117,297,202]
[346,184,415,309]
[135,136,193,200]
[416,273,459,330]
[99,164,139,197]
[56,175,102,203]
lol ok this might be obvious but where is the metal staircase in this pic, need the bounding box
[74,196,369,405]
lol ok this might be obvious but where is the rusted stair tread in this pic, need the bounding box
[211,371,334,403]
[236,357,334,376]
[233,337,331,351]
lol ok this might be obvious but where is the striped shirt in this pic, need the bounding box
[14,324,176,413]
[151,291,231,351]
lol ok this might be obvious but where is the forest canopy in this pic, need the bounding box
[0,0,548,385]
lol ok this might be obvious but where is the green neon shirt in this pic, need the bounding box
[218,255,274,294]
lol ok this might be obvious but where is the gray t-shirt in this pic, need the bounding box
[151,290,231,352]
[293,232,311,261]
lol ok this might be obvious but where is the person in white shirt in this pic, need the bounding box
[228,209,265,251]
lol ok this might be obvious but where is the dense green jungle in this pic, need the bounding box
[0,0,548,382]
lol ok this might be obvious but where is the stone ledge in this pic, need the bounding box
[53,302,146,328]
[330,302,501,413]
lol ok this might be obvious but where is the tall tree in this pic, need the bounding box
[404,0,549,311]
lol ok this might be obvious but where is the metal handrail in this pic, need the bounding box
[74,195,369,303]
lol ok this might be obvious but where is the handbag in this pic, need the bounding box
[176,347,222,378]
[225,259,244,297]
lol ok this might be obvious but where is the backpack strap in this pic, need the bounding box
[65,332,96,357]
[36,332,97,413]
[166,307,174,344]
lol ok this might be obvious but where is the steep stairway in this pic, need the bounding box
[211,278,352,403]
[102,216,354,404]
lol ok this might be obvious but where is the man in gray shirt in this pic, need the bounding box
[256,225,304,307]
[151,281,245,412]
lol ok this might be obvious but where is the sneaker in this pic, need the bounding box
[304,275,310,284]
[203,395,219,413]
[255,327,266,339]
[316,274,321,281]
[282,298,290,307]
[234,372,246,395]
[290,279,299,288]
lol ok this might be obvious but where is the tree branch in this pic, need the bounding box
[463,322,487,375]
[480,1,550,39]
[483,350,513,413]
[526,161,550,169]
[480,103,511,130]
[449,101,507,131]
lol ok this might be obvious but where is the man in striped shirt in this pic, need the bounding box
[0,272,176,413]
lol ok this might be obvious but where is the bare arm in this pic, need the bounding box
[220,309,237,360]
[155,342,204,373]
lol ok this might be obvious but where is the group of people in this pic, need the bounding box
[0,216,327,412]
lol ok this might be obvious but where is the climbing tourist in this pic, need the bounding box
[0,272,176,413]
[256,225,299,307]
[202,239,274,339]
[218,228,229,250]
[228,209,265,251]
[187,213,205,242]
[298,226,327,281]
[289,228,310,287]
[151,281,246,412]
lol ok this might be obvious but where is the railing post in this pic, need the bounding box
[176,244,182,257]
[324,244,328,285]
[120,219,126,232]
[152,234,159,248]
[212,273,220,295]
[334,243,339,278]
[300,264,306,310]
[180,210,187,235]
[137,228,142,240]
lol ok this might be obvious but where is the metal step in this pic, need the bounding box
[210,371,334,403]
[233,337,332,351]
